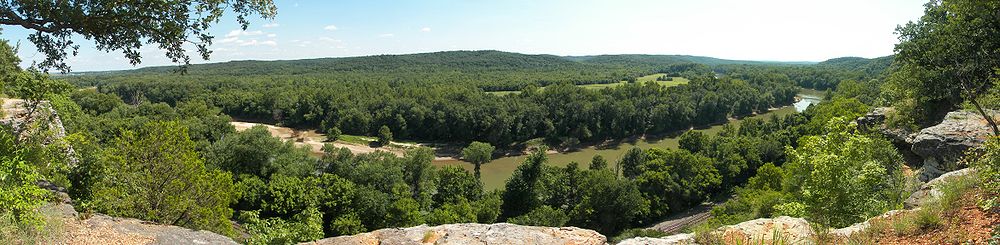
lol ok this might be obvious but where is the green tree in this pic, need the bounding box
[461,141,495,180]
[636,148,720,218]
[205,126,314,179]
[403,147,435,208]
[89,121,236,236]
[0,126,47,225]
[783,117,905,227]
[619,147,645,179]
[974,137,1000,209]
[589,155,608,170]
[570,170,649,235]
[239,207,324,245]
[507,205,569,227]
[890,0,1000,134]
[327,127,342,141]
[434,166,481,206]
[377,125,392,147]
[501,146,548,219]
[0,0,277,72]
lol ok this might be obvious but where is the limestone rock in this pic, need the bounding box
[904,168,976,209]
[910,110,995,181]
[302,223,606,245]
[828,209,912,240]
[711,216,814,244]
[42,202,238,245]
[617,233,696,245]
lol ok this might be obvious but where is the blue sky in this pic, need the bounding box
[1,0,927,72]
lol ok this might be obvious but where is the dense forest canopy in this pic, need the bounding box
[57,51,890,147]
[3,0,998,244]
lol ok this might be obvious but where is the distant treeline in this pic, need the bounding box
[62,51,888,146]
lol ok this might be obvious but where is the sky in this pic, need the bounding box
[0,0,928,72]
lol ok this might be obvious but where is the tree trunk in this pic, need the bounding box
[474,163,482,180]
[960,78,999,136]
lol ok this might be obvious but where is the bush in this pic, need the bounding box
[974,137,1000,210]
[0,127,47,227]
[783,117,905,227]
[507,205,568,227]
[87,121,237,237]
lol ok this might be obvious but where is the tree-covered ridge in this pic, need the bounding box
[66,51,821,91]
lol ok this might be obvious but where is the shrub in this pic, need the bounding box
[508,205,568,227]
[974,137,1000,210]
[0,127,47,227]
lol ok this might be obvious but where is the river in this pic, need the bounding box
[433,90,824,190]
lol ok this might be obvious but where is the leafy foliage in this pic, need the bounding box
[0,0,277,72]
[0,127,47,226]
[974,137,1000,209]
[783,117,904,227]
[462,141,495,179]
[86,121,237,237]
[887,0,1000,132]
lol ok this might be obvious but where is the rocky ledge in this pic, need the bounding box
[42,202,238,245]
[300,223,606,245]
[860,108,996,182]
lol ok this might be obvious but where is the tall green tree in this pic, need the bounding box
[619,147,645,179]
[0,126,47,225]
[377,125,392,147]
[461,141,495,180]
[0,0,277,72]
[89,121,237,237]
[891,0,1000,134]
[501,146,548,219]
[782,117,905,227]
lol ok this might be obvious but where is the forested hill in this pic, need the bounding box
[68,50,812,91]
[816,55,894,77]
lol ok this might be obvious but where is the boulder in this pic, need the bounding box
[617,233,696,245]
[860,108,995,182]
[828,209,912,240]
[910,111,995,181]
[302,223,606,245]
[711,216,814,244]
[904,168,976,209]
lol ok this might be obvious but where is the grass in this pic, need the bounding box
[336,134,374,145]
[846,172,979,243]
[486,74,689,95]
[0,208,66,244]
[695,229,793,245]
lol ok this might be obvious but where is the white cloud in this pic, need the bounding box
[263,23,280,28]
[324,25,338,31]
[225,30,264,38]
[219,37,239,44]
[379,33,395,38]
[267,34,277,38]
[319,37,342,43]
[420,27,431,32]
[235,39,277,47]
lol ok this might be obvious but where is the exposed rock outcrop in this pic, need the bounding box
[1,98,77,165]
[617,233,695,245]
[301,223,606,245]
[711,216,814,244]
[859,108,995,182]
[38,186,239,245]
[910,111,995,181]
[904,168,976,209]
